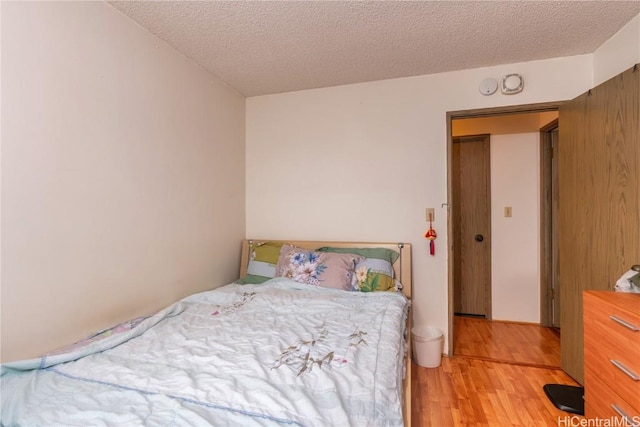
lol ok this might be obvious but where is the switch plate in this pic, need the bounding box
[426,208,435,222]
[504,207,512,218]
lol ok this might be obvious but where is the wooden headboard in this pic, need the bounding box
[239,240,412,299]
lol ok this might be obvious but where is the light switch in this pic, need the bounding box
[426,208,435,222]
[504,207,512,218]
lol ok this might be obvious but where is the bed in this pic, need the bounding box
[1,240,413,426]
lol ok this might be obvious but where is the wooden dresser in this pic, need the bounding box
[584,291,640,423]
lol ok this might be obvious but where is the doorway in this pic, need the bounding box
[446,102,563,357]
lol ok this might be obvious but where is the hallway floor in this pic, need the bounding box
[453,316,561,368]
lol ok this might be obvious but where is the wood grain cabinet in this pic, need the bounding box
[559,65,639,384]
[584,291,640,424]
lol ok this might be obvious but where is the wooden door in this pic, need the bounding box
[452,135,491,318]
[559,65,639,384]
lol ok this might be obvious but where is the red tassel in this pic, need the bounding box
[425,222,437,256]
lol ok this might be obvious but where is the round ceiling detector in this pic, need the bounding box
[479,78,498,96]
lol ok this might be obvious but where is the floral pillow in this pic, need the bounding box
[318,247,398,292]
[275,245,364,291]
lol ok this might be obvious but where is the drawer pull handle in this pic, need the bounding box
[609,315,640,331]
[610,359,640,381]
[611,404,640,427]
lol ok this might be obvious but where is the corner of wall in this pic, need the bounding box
[593,13,640,86]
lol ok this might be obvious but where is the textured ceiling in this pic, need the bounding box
[109,1,640,97]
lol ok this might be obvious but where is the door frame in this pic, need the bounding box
[540,118,559,327]
[446,101,563,356]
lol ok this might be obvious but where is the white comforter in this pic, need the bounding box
[1,278,408,426]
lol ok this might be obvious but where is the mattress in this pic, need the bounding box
[1,278,409,426]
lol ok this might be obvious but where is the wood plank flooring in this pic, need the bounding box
[412,317,579,426]
[453,316,561,368]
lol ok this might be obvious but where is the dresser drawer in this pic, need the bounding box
[584,293,640,371]
[585,367,640,425]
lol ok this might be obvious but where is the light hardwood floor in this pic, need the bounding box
[412,317,579,426]
[453,316,561,368]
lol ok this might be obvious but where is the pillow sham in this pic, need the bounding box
[236,241,284,284]
[318,246,398,292]
[275,245,364,291]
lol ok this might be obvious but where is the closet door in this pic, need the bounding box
[558,89,588,383]
[558,65,639,384]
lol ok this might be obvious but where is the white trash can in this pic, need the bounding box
[412,326,444,368]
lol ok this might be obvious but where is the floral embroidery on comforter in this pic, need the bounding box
[272,325,368,376]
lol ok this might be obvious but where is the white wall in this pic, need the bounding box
[1,2,246,362]
[246,55,593,352]
[490,133,541,323]
[593,13,640,86]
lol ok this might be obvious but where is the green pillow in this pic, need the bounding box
[318,247,398,292]
[236,241,284,284]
